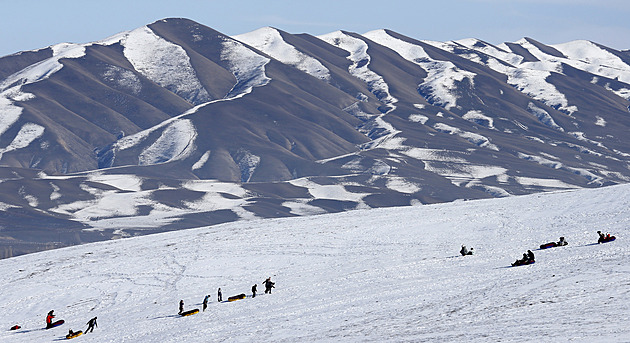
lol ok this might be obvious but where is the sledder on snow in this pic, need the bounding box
[45,310,64,329]
[66,329,83,339]
[512,250,535,266]
[460,245,474,256]
[540,236,568,249]
[597,231,616,243]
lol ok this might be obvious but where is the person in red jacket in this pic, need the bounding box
[46,310,55,328]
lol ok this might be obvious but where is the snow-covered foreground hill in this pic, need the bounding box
[1,184,628,342]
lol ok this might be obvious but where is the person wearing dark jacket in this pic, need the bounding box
[203,295,209,311]
[252,284,257,298]
[85,317,97,333]
[179,300,184,315]
[218,288,223,302]
[263,277,275,294]
[527,250,535,262]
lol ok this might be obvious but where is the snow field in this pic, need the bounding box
[1,184,629,342]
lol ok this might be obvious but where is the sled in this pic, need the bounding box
[228,294,246,302]
[66,330,83,339]
[180,309,199,317]
[540,242,557,249]
[46,320,64,329]
[9,325,21,331]
[511,260,535,267]
[599,236,616,243]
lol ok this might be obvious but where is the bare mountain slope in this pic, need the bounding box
[1,18,629,257]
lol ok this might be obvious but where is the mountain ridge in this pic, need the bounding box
[1,17,629,257]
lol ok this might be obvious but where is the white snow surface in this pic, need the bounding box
[462,110,494,129]
[220,37,271,98]
[551,40,630,85]
[433,123,499,151]
[526,102,564,132]
[1,184,629,342]
[0,43,83,148]
[138,119,197,166]
[446,38,582,114]
[364,30,475,110]
[318,31,397,111]
[0,43,86,93]
[0,123,45,160]
[122,26,211,105]
[233,27,330,81]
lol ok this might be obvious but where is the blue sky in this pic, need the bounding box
[1,0,629,57]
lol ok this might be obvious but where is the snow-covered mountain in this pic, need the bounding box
[0,184,628,342]
[1,18,630,257]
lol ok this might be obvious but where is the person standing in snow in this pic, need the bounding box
[218,288,223,302]
[203,295,209,311]
[179,300,184,315]
[252,284,257,298]
[85,317,97,333]
[263,277,275,294]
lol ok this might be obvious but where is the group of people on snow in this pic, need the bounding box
[42,309,97,337]
[462,231,614,267]
[181,277,275,314]
[512,250,535,266]
[597,231,615,243]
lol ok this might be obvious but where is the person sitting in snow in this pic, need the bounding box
[45,310,55,328]
[513,253,529,266]
[597,231,606,243]
[557,236,567,246]
[527,250,535,262]
[460,245,471,256]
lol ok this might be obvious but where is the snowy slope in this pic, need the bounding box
[1,184,629,342]
[233,27,330,81]
[364,30,475,111]
[122,26,211,105]
[318,31,397,111]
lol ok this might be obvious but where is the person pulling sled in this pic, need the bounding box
[85,317,97,333]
